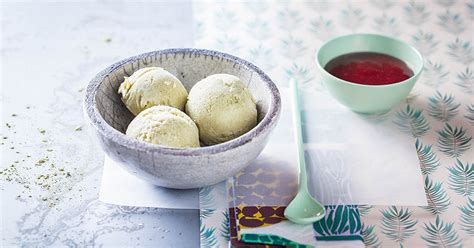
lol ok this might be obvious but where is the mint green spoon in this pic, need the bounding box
[284,79,326,225]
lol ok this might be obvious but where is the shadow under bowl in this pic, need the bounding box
[83,48,281,189]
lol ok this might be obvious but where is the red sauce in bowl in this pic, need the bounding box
[324,52,414,85]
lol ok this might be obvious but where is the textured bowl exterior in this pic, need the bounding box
[315,33,423,114]
[84,48,281,189]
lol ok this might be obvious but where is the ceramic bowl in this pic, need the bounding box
[84,48,281,189]
[315,33,423,114]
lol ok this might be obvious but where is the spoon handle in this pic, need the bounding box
[290,78,307,191]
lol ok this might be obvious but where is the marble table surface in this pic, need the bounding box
[1,1,199,247]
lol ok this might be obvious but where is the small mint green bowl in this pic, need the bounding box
[315,33,423,114]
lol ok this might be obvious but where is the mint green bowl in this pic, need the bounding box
[315,33,423,114]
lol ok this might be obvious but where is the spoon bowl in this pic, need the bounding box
[285,188,325,224]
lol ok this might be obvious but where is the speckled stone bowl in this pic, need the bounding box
[84,48,281,189]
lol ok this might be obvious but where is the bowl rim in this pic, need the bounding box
[315,33,424,88]
[84,48,281,156]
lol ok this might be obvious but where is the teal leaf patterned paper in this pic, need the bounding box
[380,206,417,245]
[219,211,230,241]
[370,0,395,10]
[373,14,399,36]
[438,10,466,34]
[358,205,374,217]
[468,1,474,19]
[393,105,430,137]
[422,176,451,215]
[280,35,308,58]
[422,60,449,88]
[340,5,366,29]
[195,1,474,247]
[199,187,216,219]
[416,139,441,175]
[448,159,474,196]
[411,30,438,56]
[421,216,462,248]
[427,91,460,122]
[404,1,430,25]
[436,0,456,7]
[458,197,474,235]
[200,224,218,248]
[447,38,474,65]
[361,224,382,247]
[437,123,472,158]
[277,8,303,30]
[466,104,474,125]
[313,205,362,238]
[246,18,271,41]
[309,16,334,41]
[455,67,473,94]
[285,63,314,85]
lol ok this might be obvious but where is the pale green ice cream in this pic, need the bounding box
[185,74,257,145]
[118,67,188,116]
[126,105,200,148]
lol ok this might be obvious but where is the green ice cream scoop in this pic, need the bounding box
[118,67,188,116]
[126,105,200,148]
[186,74,257,145]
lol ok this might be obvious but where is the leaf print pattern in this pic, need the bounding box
[219,211,230,241]
[248,44,275,71]
[393,104,430,138]
[422,176,451,215]
[448,159,474,196]
[199,186,216,219]
[309,16,335,41]
[467,0,474,20]
[313,205,362,238]
[421,216,461,248]
[416,139,441,175]
[422,60,449,88]
[215,34,241,53]
[340,5,365,30]
[361,224,382,247]
[280,35,307,58]
[404,1,430,25]
[213,8,237,30]
[246,18,271,41]
[427,91,460,122]
[277,8,303,30]
[458,197,474,235]
[200,223,218,248]
[285,63,314,86]
[466,104,474,125]
[437,123,472,158]
[411,30,438,57]
[194,21,204,41]
[358,205,374,217]
[436,0,456,7]
[455,67,473,94]
[380,206,417,245]
[369,0,395,9]
[447,38,474,65]
[373,14,399,36]
[438,10,466,34]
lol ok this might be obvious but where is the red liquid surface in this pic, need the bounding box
[324,52,414,85]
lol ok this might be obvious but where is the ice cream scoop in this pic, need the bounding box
[126,105,200,148]
[118,67,188,116]
[186,74,257,145]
